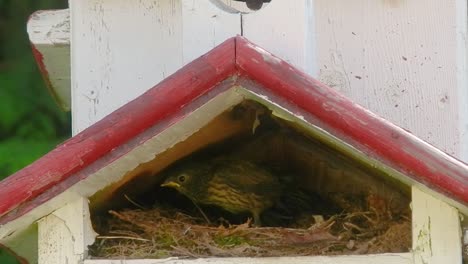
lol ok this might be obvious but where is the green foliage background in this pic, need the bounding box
[0,0,69,262]
[0,0,70,178]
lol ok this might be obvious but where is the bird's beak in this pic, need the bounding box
[161,181,180,188]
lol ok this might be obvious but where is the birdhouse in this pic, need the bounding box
[4,1,468,264]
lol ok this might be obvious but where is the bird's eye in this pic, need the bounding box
[178,175,186,183]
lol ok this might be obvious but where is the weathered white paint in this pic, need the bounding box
[70,0,239,134]
[314,0,468,161]
[412,187,462,264]
[84,253,412,264]
[456,0,468,162]
[39,215,77,263]
[70,0,182,134]
[38,197,96,264]
[181,0,239,64]
[242,0,317,76]
[27,9,70,110]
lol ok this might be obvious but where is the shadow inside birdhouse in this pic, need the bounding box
[89,100,411,259]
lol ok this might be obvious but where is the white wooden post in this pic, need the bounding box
[38,197,96,264]
[412,187,462,264]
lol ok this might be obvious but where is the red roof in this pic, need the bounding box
[0,36,467,224]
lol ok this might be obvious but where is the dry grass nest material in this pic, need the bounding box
[89,203,411,259]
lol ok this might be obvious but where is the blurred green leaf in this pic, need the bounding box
[0,138,65,179]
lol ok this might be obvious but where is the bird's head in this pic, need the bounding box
[161,173,192,193]
[160,162,210,199]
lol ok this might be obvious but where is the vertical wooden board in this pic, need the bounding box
[71,0,241,135]
[38,197,96,264]
[314,0,468,160]
[52,198,97,256]
[181,0,240,64]
[412,187,462,264]
[241,0,317,76]
[70,0,184,134]
[456,0,468,162]
[38,214,79,264]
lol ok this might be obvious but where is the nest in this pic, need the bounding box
[89,195,411,259]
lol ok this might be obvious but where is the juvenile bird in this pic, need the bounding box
[161,157,282,226]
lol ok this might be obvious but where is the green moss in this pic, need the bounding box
[155,233,177,248]
[213,235,249,248]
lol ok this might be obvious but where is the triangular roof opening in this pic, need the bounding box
[87,93,412,257]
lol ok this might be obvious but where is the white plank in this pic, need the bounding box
[412,187,462,264]
[314,0,468,161]
[38,215,79,264]
[38,197,96,264]
[455,0,468,162]
[27,9,71,110]
[70,0,239,135]
[242,0,317,76]
[181,0,240,64]
[70,0,183,134]
[52,198,97,256]
[84,253,412,264]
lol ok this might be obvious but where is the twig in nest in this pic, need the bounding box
[182,226,192,235]
[360,211,379,225]
[124,194,147,210]
[108,230,142,237]
[343,222,366,233]
[97,235,151,242]
[191,200,211,225]
[170,245,200,258]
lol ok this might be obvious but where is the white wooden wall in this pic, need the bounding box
[70,0,468,163]
[314,0,468,161]
[70,0,240,134]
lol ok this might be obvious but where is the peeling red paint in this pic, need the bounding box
[0,36,467,227]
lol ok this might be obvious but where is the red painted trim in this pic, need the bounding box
[1,36,467,226]
[0,37,236,218]
[235,36,468,204]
